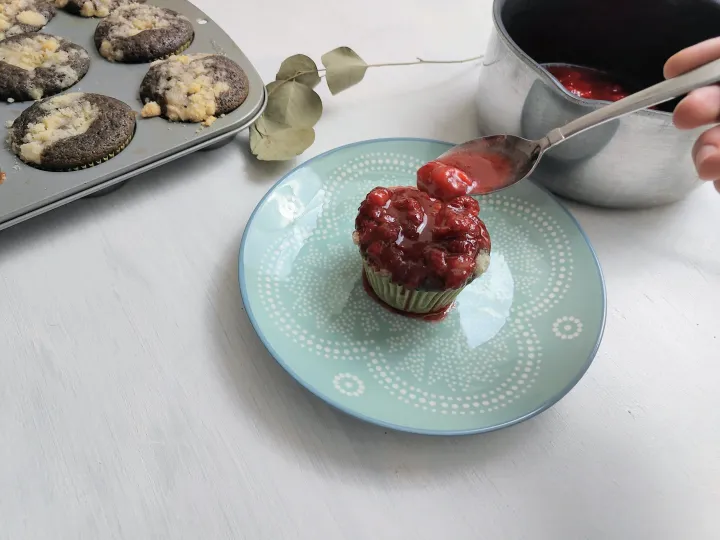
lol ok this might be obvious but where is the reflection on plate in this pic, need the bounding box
[239,138,606,435]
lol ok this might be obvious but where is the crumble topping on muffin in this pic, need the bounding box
[54,0,141,18]
[0,33,90,100]
[0,0,55,41]
[95,4,193,63]
[139,53,248,125]
[9,92,135,170]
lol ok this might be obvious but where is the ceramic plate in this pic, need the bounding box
[239,139,606,435]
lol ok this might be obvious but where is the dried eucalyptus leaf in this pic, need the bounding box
[252,115,285,136]
[276,54,321,88]
[321,46,368,95]
[265,80,323,129]
[250,116,315,161]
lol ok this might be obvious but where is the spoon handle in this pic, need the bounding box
[544,58,720,148]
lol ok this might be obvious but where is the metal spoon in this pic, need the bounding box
[439,58,720,194]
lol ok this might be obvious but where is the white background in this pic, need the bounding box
[0,0,718,538]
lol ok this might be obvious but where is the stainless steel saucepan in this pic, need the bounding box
[477,0,720,208]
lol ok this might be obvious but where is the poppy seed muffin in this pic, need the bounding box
[10,92,136,170]
[94,4,193,63]
[0,33,90,101]
[139,53,248,126]
[0,0,56,41]
[53,0,141,18]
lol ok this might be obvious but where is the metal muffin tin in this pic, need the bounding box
[0,0,266,231]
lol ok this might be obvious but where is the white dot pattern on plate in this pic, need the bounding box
[254,151,579,416]
[333,373,365,397]
[552,316,584,340]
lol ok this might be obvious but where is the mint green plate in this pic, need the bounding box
[239,139,606,435]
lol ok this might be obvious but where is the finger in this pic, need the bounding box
[692,125,720,180]
[664,37,720,79]
[715,180,720,193]
[673,85,720,129]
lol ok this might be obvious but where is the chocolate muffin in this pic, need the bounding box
[0,33,90,101]
[139,53,248,126]
[10,92,136,170]
[0,0,56,41]
[95,4,193,63]
[53,0,140,18]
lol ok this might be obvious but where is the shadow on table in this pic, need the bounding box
[574,187,720,277]
[0,149,214,255]
[233,133,295,186]
[0,134,293,256]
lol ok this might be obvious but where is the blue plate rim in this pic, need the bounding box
[238,137,607,436]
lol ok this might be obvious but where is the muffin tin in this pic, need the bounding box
[0,0,266,231]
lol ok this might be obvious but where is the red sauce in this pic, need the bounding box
[361,269,453,322]
[355,187,490,290]
[418,152,514,199]
[545,64,630,102]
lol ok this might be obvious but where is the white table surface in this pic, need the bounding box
[1,0,719,538]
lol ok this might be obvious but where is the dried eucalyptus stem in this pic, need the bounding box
[250,47,484,161]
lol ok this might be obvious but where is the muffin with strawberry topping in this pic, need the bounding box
[354,186,491,315]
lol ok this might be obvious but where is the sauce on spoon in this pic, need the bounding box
[417,150,514,200]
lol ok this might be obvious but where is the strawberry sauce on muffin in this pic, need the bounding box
[354,185,490,319]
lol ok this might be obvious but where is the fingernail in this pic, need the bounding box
[696,144,717,166]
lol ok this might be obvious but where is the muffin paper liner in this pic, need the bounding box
[363,260,464,314]
[18,133,134,172]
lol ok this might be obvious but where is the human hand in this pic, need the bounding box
[665,37,720,192]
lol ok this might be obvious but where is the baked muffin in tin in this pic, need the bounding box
[139,53,248,126]
[0,33,90,101]
[95,4,193,63]
[0,0,56,41]
[54,0,141,18]
[9,92,136,170]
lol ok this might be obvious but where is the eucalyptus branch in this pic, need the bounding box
[250,48,484,161]
[367,55,484,68]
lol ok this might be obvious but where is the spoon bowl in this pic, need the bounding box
[437,135,544,194]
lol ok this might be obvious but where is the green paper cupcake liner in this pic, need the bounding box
[363,260,464,314]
